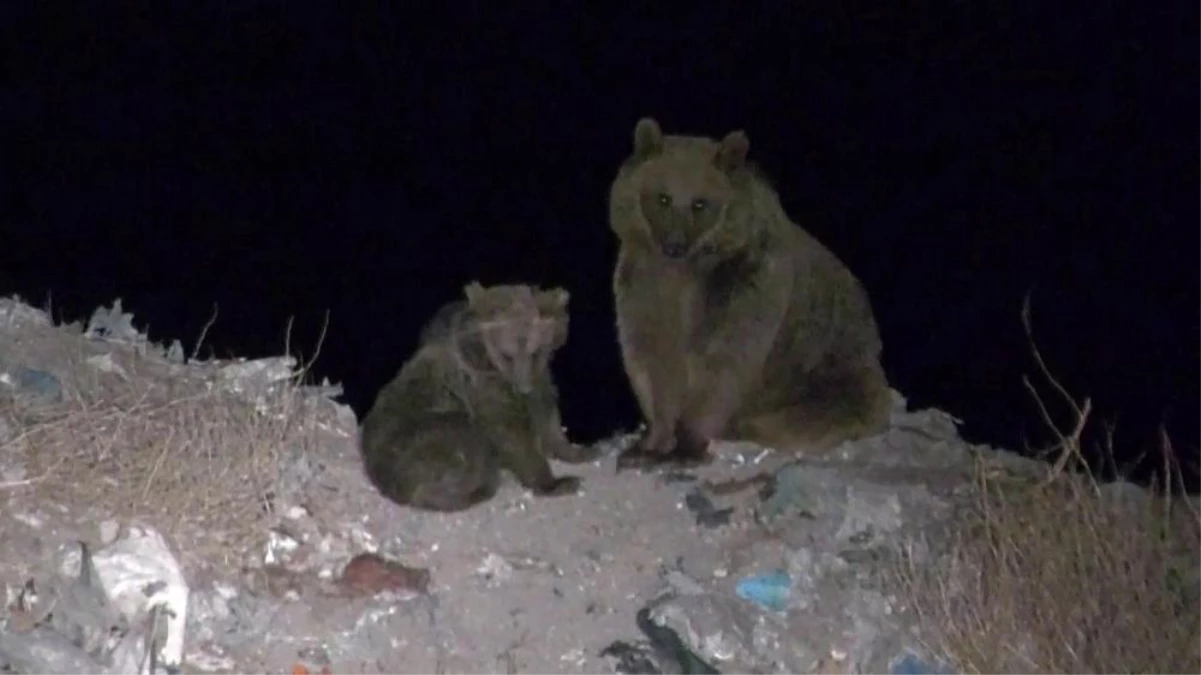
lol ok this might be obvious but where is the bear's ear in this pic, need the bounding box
[716,129,750,172]
[633,117,664,158]
[463,281,487,306]
[538,288,569,313]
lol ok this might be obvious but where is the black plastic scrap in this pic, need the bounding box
[600,605,721,675]
[660,471,697,485]
[635,607,720,674]
[683,490,733,529]
[599,639,663,675]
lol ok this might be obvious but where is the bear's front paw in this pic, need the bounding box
[671,424,715,467]
[615,424,680,472]
[638,422,680,453]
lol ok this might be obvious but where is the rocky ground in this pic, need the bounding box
[0,296,1192,674]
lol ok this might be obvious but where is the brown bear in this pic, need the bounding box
[359,282,595,511]
[608,117,892,470]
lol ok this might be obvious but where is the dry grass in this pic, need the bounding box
[0,303,332,567]
[896,300,1201,673]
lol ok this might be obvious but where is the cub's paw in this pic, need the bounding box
[533,475,581,497]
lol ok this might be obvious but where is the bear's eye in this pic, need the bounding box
[656,192,672,207]
[691,198,709,212]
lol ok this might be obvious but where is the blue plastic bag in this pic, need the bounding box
[734,570,791,612]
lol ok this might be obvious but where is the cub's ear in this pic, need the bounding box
[716,129,750,172]
[633,117,664,158]
[538,288,570,313]
[463,281,488,306]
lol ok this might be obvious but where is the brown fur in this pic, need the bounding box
[608,117,892,469]
[359,282,596,512]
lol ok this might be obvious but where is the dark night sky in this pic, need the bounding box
[2,3,1197,480]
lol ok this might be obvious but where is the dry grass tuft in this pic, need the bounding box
[0,305,332,567]
[896,300,1201,674]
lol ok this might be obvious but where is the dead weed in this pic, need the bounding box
[896,299,1201,673]
[0,305,328,566]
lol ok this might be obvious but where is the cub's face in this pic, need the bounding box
[462,283,569,394]
[637,155,733,260]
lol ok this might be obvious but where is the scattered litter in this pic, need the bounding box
[604,596,732,674]
[889,651,957,674]
[599,639,663,674]
[472,551,540,586]
[476,552,514,584]
[85,353,129,379]
[338,553,430,597]
[0,538,174,674]
[660,567,707,597]
[0,624,108,674]
[292,645,333,675]
[756,463,821,523]
[58,524,191,670]
[2,292,1183,673]
[684,490,733,529]
[216,356,297,390]
[661,471,698,485]
[635,606,721,674]
[889,391,962,440]
[0,296,52,328]
[302,376,345,402]
[264,528,303,566]
[166,339,186,364]
[709,440,774,468]
[592,430,641,457]
[734,570,792,612]
[0,366,63,405]
[559,646,588,668]
[836,491,903,545]
[84,298,145,344]
[214,356,299,407]
[185,648,236,673]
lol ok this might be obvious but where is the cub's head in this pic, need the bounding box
[618,117,753,261]
[457,282,569,393]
